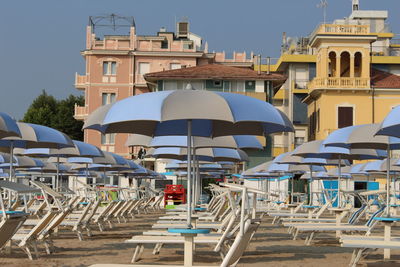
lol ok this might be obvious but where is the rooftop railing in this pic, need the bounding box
[308,77,370,90]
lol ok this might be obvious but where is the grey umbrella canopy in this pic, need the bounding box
[125,134,263,149]
[83,89,294,229]
[146,147,249,162]
[324,123,400,216]
[0,112,20,139]
[242,161,274,176]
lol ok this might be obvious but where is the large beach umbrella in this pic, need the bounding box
[324,124,400,215]
[0,122,74,182]
[273,152,348,204]
[146,147,249,162]
[0,112,21,139]
[20,140,103,190]
[83,90,294,228]
[375,105,400,138]
[126,134,263,149]
[293,140,386,207]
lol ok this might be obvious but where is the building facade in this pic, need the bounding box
[74,15,254,158]
[257,1,400,156]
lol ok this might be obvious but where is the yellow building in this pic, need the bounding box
[257,1,400,156]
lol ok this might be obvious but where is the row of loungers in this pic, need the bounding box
[0,180,164,260]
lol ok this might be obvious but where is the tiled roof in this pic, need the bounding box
[371,69,400,88]
[144,64,286,81]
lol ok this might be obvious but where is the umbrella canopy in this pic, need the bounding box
[362,159,400,173]
[21,140,103,158]
[375,105,400,138]
[0,122,74,149]
[26,162,70,173]
[274,152,350,166]
[68,151,127,165]
[125,134,263,149]
[242,161,274,176]
[0,112,21,139]
[293,140,387,160]
[323,124,400,150]
[83,90,294,137]
[267,162,326,174]
[146,147,249,162]
[0,156,44,168]
[301,172,332,180]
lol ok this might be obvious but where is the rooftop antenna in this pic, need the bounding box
[317,0,328,24]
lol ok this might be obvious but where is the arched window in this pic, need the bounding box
[354,52,362,77]
[328,51,337,77]
[340,52,351,77]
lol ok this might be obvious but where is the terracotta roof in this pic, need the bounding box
[371,68,400,88]
[144,64,286,81]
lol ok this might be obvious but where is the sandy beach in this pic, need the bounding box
[1,211,399,267]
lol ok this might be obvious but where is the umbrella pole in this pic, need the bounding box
[386,148,391,217]
[196,159,200,205]
[337,155,341,208]
[186,120,192,228]
[192,148,197,211]
[56,155,60,192]
[291,175,294,204]
[309,165,313,205]
[9,141,14,183]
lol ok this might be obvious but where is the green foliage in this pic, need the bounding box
[22,90,85,141]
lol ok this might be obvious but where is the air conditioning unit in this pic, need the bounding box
[176,22,189,38]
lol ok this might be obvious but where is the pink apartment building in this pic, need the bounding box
[74,15,254,158]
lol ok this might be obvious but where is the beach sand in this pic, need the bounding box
[1,212,399,267]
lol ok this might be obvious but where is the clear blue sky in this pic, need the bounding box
[1,0,399,119]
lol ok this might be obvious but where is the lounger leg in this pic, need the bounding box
[23,246,33,260]
[44,242,51,254]
[98,222,103,232]
[306,232,315,246]
[131,244,144,263]
[293,229,299,240]
[32,241,39,259]
[77,229,84,241]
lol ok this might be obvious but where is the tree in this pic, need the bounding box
[22,90,85,141]
[53,95,84,141]
[22,90,57,127]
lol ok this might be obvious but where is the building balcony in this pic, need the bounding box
[312,24,370,36]
[74,104,88,121]
[308,77,370,90]
[75,73,88,90]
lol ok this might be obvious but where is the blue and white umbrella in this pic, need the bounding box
[83,89,294,228]
[0,112,20,139]
[126,134,263,149]
[324,124,400,215]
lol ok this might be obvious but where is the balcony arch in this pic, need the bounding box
[354,52,362,77]
[328,51,337,77]
[340,51,351,77]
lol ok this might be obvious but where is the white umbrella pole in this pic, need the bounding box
[9,141,14,183]
[56,155,60,191]
[386,147,391,217]
[309,165,313,205]
[290,175,294,204]
[192,148,197,211]
[196,159,200,205]
[337,155,341,208]
[186,120,192,228]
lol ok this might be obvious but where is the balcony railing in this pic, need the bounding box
[75,73,87,89]
[308,77,370,90]
[311,24,370,38]
[74,104,88,120]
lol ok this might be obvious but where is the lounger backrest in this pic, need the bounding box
[347,204,366,224]
[366,205,386,227]
[19,211,57,246]
[314,202,330,218]
[0,215,27,249]
[39,208,72,240]
[220,219,260,267]
[84,200,101,223]
[293,201,305,213]
[214,212,238,252]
